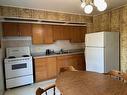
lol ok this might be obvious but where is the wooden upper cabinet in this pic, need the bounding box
[32,24,44,44]
[53,25,86,43]
[80,26,86,42]
[62,26,71,40]
[3,22,86,43]
[3,22,32,36]
[3,22,19,36]
[19,23,32,36]
[32,24,53,44]
[52,25,64,41]
[70,26,86,43]
[43,25,53,44]
[70,26,80,43]
[110,9,120,32]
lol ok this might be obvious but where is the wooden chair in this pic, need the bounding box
[60,66,77,73]
[121,72,127,83]
[36,84,56,95]
[104,70,122,80]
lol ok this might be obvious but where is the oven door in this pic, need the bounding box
[4,57,33,79]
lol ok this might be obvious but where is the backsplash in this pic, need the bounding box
[2,37,84,57]
[31,40,84,54]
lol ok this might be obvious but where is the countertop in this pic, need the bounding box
[32,51,84,59]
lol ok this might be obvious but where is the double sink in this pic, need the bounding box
[46,51,72,55]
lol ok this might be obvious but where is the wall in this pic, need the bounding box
[2,37,84,56]
[0,6,92,23]
[0,23,4,95]
[89,5,127,72]
[31,40,84,55]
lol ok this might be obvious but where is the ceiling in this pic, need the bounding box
[0,0,127,15]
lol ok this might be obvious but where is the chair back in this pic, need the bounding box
[104,70,122,80]
[36,84,56,95]
[36,87,45,95]
[60,66,77,73]
[121,72,127,83]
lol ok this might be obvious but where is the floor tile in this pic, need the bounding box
[4,79,61,95]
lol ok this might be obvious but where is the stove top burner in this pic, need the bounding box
[22,55,30,57]
[8,56,16,59]
[7,55,30,59]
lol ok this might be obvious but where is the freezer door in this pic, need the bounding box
[85,47,104,73]
[85,32,104,47]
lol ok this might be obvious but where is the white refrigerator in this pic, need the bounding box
[85,32,119,73]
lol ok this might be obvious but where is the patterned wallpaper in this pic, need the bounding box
[0,6,93,23]
[91,5,127,72]
[120,24,127,72]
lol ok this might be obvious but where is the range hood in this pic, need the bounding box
[0,17,86,26]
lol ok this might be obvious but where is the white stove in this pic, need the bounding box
[4,47,33,89]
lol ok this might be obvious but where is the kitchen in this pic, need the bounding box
[0,0,127,95]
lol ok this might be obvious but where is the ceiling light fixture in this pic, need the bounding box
[80,0,107,14]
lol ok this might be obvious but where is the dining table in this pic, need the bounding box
[56,71,127,95]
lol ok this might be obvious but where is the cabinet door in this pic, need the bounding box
[57,54,85,73]
[56,56,68,74]
[32,24,43,44]
[47,57,57,79]
[70,26,82,43]
[62,26,71,40]
[65,55,78,68]
[70,26,78,43]
[34,58,48,82]
[66,54,85,71]
[19,23,32,36]
[80,26,86,42]
[43,25,53,44]
[3,22,19,36]
[53,25,72,41]
[52,25,64,41]
[75,54,85,70]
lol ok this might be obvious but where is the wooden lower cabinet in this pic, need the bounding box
[34,54,85,82]
[47,58,57,79]
[34,57,57,82]
[57,54,85,74]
